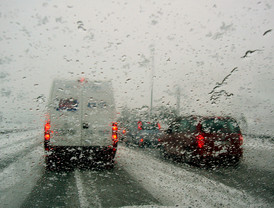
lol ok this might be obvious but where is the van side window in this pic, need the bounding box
[56,98,78,111]
[98,101,107,108]
[87,101,107,109]
[88,102,97,108]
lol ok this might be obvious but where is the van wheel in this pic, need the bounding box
[105,160,114,169]
[162,150,171,160]
[159,146,169,159]
[45,155,60,171]
[100,150,115,169]
[45,156,55,171]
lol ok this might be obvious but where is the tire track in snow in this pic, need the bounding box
[0,140,40,170]
[86,172,102,208]
[0,129,41,150]
[75,170,90,208]
[75,170,102,208]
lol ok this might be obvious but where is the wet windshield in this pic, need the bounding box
[1,0,273,208]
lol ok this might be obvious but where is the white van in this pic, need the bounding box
[44,79,118,169]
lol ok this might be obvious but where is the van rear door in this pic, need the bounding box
[49,80,82,146]
[81,81,115,147]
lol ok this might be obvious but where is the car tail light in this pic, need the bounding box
[157,122,161,130]
[138,121,142,130]
[196,134,205,148]
[239,134,243,145]
[122,129,126,134]
[79,77,85,83]
[112,122,118,146]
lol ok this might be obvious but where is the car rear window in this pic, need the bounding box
[56,98,78,111]
[173,118,197,133]
[142,122,159,130]
[201,118,240,134]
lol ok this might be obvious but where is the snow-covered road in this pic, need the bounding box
[116,145,266,208]
[0,130,273,207]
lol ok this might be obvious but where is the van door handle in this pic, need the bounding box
[83,123,89,129]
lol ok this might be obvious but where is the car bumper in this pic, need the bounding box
[191,149,243,165]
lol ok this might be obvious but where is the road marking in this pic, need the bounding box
[74,170,90,208]
[74,170,102,208]
[87,172,102,208]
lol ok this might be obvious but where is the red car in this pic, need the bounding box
[159,116,243,166]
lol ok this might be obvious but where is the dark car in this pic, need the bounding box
[124,121,162,147]
[117,125,129,142]
[159,116,243,166]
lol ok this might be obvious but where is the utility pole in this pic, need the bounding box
[150,45,155,119]
[176,85,180,115]
[164,84,181,116]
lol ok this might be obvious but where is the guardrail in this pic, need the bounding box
[0,128,38,134]
[244,134,272,139]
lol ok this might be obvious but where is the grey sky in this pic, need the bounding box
[0,0,273,133]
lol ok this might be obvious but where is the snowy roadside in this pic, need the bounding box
[243,136,274,172]
[0,146,44,208]
[243,136,273,150]
[0,129,42,169]
[116,145,267,208]
[0,129,41,149]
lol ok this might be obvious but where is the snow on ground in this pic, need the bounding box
[0,129,271,208]
[0,146,44,208]
[0,129,41,148]
[0,129,42,163]
[243,136,274,172]
[116,145,266,208]
[0,130,44,208]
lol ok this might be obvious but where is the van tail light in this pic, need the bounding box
[239,134,243,145]
[196,134,205,148]
[112,122,118,146]
[44,121,51,140]
[44,120,51,151]
[112,134,117,139]
[44,133,50,140]
[112,125,118,131]
[45,123,51,131]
